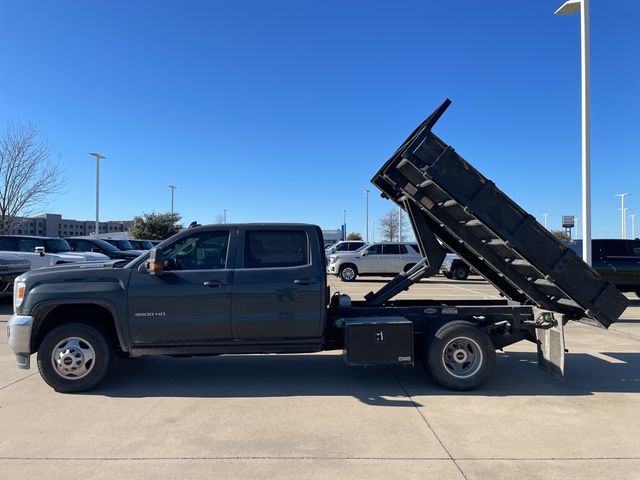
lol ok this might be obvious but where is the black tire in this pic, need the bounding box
[452,263,470,280]
[425,321,495,391]
[339,264,358,282]
[37,322,113,393]
[443,272,453,279]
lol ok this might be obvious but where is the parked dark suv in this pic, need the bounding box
[65,238,141,261]
[565,239,640,297]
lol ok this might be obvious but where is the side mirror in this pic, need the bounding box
[146,248,164,276]
[35,246,45,257]
[360,250,368,256]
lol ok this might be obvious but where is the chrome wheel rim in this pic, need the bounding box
[341,267,355,281]
[441,336,483,379]
[51,337,96,380]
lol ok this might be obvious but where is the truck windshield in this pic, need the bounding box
[45,239,72,253]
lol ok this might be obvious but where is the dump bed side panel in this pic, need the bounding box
[372,100,628,328]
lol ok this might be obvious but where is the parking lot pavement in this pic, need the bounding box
[1,278,640,479]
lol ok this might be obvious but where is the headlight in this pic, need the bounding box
[330,255,338,264]
[14,280,26,309]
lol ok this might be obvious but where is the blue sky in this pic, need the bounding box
[1,0,638,239]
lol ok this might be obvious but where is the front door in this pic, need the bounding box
[127,229,234,344]
[357,244,383,274]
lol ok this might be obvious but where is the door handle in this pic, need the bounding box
[294,279,315,285]
[203,281,228,288]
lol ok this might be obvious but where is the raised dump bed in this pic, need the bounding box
[372,99,628,328]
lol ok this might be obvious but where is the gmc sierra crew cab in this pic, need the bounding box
[7,100,628,393]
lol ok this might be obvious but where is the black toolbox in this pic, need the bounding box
[344,317,414,366]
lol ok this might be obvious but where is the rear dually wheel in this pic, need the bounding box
[425,321,496,391]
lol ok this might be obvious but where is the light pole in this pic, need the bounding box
[631,214,637,239]
[343,209,347,240]
[89,152,106,236]
[621,207,629,239]
[168,185,176,214]
[615,193,630,239]
[223,209,228,224]
[543,213,549,229]
[555,0,591,265]
[364,189,370,242]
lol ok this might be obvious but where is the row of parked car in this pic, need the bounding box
[0,235,156,297]
[325,238,640,297]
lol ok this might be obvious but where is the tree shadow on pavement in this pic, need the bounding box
[93,349,640,402]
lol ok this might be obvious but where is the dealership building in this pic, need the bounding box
[8,213,133,237]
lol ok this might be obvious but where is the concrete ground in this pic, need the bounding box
[1,275,639,479]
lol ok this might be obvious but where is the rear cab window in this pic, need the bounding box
[244,230,309,268]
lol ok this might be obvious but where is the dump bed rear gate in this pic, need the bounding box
[371,99,627,328]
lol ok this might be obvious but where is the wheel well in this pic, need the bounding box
[339,263,358,273]
[33,304,121,354]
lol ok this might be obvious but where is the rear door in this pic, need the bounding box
[382,244,406,273]
[231,227,324,340]
[593,240,632,284]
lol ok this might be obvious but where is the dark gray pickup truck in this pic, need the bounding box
[7,100,628,393]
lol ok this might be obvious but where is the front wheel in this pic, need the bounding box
[339,264,358,282]
[425,321,496,391]
[37,323,113,393]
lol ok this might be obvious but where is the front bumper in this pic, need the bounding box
[327,264,339,275]
[7,314,34,369]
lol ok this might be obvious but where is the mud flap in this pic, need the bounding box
[535,312,565,380]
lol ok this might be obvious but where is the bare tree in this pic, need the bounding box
[378,209,410,242]
[215,213,225,224]
[0,122,64,234]
[379,209,399,241]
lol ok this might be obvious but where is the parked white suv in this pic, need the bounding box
[325,240,366,256]
[327,242,422,281]
[0,235,109,269]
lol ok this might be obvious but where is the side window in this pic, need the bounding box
[244,230,308,269]
[335,243,349,252]
[383,244,401,255]
[0,237,18,251]
[366,244,382,255]
[18,238,44,252]
[348,243,363,251]
[72,240,91,252]
[161,230,230,271]
[597,241,628,257]
[628,240,640,257]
